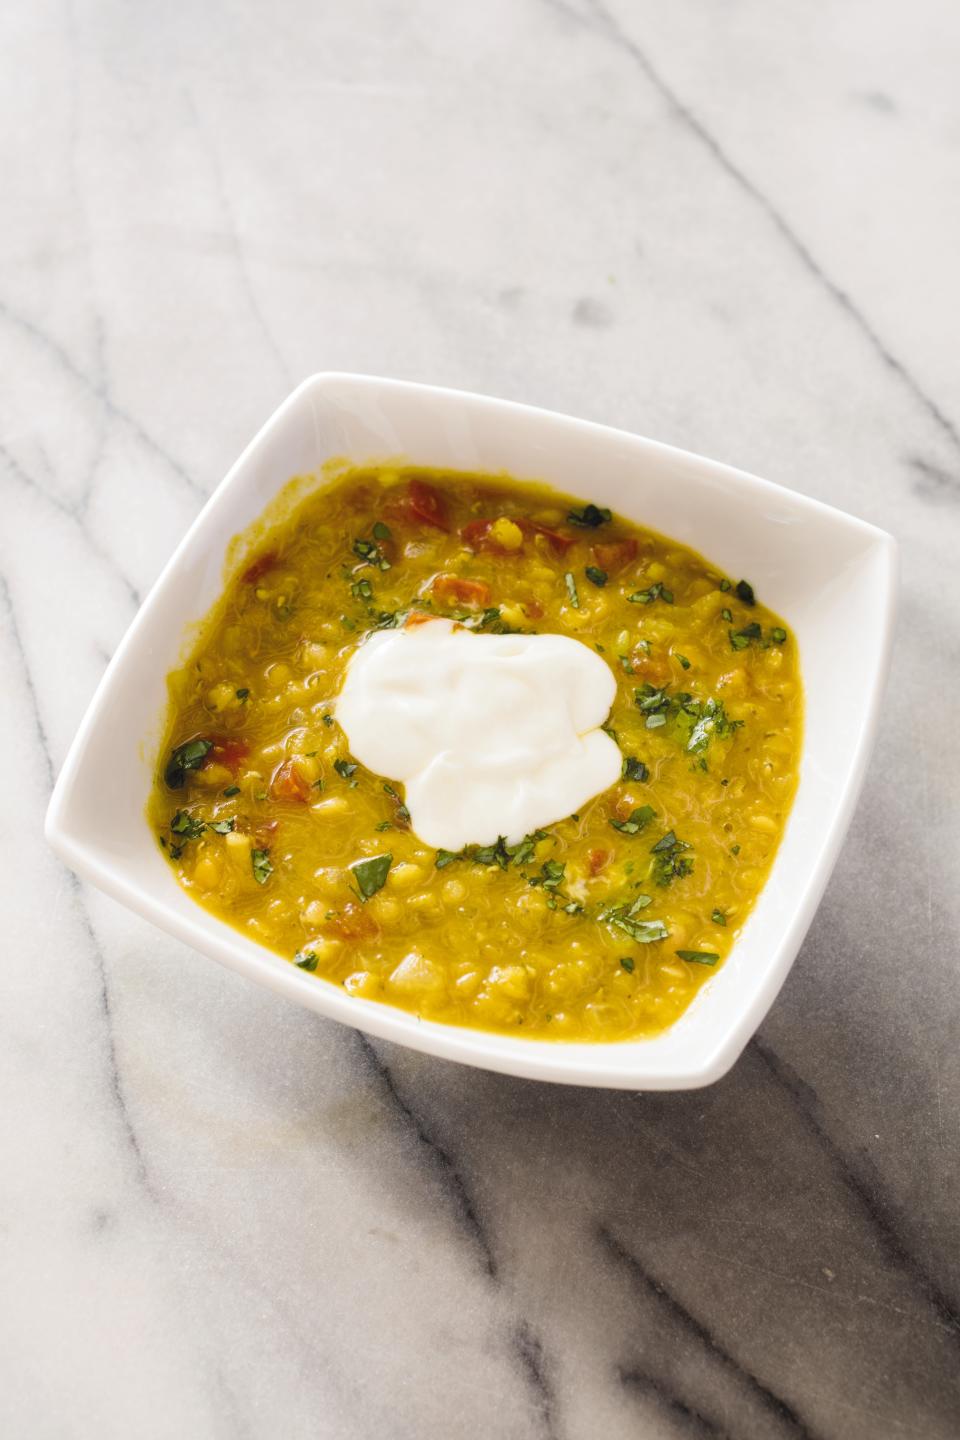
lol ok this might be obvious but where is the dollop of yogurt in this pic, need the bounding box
[335,618,621,851]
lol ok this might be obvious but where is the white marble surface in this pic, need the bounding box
[3,1,960,1435]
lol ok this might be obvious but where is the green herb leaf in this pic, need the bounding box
[223,785,241,797]
[164,737,213,789]
[721,607,733,623]
[735,579,756,606]
[675,654,690,670]
[650,830,693,886]
[322,713,334,727]
[236,687,250,701]
[372,521,392,541]
[628,581,674,606]
[719,578,732,592]
[564,572,580,609]
[730,622,762,651]
[170,810,205,840]
[622,756,649,782]
[334,758,359,780]
[585,565,608,588]
[251,849,273,885]
[352,578,374,601]
[676,949,719,965]
[771,627,787,644]
[567,503,611,528]
[711,909,727,926]
[294,950,319,971]
[619,956,635,973]
[599,894,667,944]
[610,804,656,835]
[208,818,235,834]
[350,853,393,899]
[435,849,460,869]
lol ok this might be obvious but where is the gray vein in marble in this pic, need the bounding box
[579,0,960,461]
[0,294,206,501]
[752,1038,960,1338]
[598,1222,820,1440]
[355,1032,498,1278]
[182,90,294,393]
[0,442,142,609]
[0,573,152,1197]
[617,1365,732,1440]
[513,1321,559,1440]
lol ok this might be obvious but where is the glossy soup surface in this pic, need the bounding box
[148,467,802,1042]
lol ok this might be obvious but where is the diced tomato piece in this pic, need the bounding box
[327,903,379,942]
[254,820,279,847]
[531,523,574,554]
[632,653,672,687]
[242,551,279,584]
[461,519,500,551]
[209,737,250,773]
[593,538,639,573]
[407,479,448,531]
[431,574,492,608]
[270,760,312,803]
[461,517,574,555]
[588,848,609,877]
[523,598,544,619]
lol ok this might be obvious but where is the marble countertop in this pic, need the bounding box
[3,1,959,1435]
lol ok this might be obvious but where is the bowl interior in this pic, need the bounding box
[48,376,894,1087]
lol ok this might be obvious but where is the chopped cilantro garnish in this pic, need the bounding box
[735,580,756,606]
[585,565,608,588]
[564,572,580,609]
[294,950,319,971]
[628,581,674,606]
[719,578,731,592]
[223,785,240,797]
[675,654,690,670]
[352,578,374,601]
[164,737,212,789]
[383,782,411,823]
[730,622,763,651]
[771,627,787,644]
[599,895,667,944]
[372,521,391,541]
[170,810,205,840]
[334,759,359,782]
[619,956,635,974]
[622,756,649,782]
[435,849,460,869]
[567,503,611,528]
[610,804,655,835]
[350,853,393,899]
[236,687,250,701]
[208,818,235,834]
[711,909,727,926]
[251,849,273,885]
[676,950,719,965]
[322,712,334,726]
[375,820,393,832]
[650,830,693,886]
[721,607,733,623]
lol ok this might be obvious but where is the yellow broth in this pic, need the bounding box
[147,467,802,1042]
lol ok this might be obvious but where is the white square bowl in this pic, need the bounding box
[45,375,897,1089]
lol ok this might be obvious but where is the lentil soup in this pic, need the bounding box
[147,466,802,1042]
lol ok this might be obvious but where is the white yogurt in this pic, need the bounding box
[335,617,621,850]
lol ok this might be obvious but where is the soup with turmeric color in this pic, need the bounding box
[148,467,802,1042]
